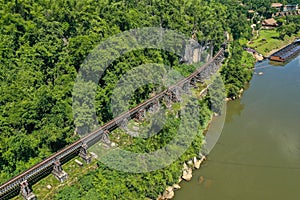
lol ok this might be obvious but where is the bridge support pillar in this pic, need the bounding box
[135,109,146,121]
[101,130,111,145]
[52,160,68,182]
[79,143,92,164]
[148,101,160,114]
[164,93,172,108]
[153,100,161,112]
[190,78,198,88]
[182,82,191,93]
[170,88,181,103]
[120,118,129,131]
[20,180,37,200]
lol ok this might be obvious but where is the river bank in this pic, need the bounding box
[158,14,300,200]
[158,99,231,200]
[165,35,297,200]
[158,85,230,200]
[173,54,300,200]
[247,29,300,58]
[157,155,207,200]
[162,42,256,200]
[156,92,216,200]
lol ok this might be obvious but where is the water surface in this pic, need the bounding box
[174,56,300,200]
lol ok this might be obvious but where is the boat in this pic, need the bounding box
[269,40,300,62]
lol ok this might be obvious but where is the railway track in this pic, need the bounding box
[0,46,225,200]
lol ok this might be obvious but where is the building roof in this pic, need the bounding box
[262,18,277,26]
[285,4,298,7]
[271,3,283,8]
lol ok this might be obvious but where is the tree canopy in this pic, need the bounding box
[0,0,256,198]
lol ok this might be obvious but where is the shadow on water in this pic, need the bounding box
[225,98,245,124]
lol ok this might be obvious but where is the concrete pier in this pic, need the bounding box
[20,180,37,200]
[52,160,68,182]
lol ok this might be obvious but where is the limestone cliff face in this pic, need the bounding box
[183,39,213,64]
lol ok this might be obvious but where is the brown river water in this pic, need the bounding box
[174,56,300,200]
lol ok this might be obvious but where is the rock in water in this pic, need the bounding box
[182,168,193,181]
[183,162,188,170]
[172,184,181,190]
[199,176,204,184]
[194,155,206,169]
[194,157,201,169]
[163,186,174,199]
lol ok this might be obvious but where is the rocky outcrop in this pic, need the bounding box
[182,167,193,181]
[178,177,182,183]
[254,53,264,62]
[193,157,200,169]
[157,184,182,200]
[162,186,174,199]
[194,155,207,169]
[187,160,193,166]
[183,163,188,171]
[172,184,181,190]
[156,155,208,199]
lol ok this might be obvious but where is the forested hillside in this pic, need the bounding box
[1,0,255,198]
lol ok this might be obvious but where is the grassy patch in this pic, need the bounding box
[11,80,214,200]
[248,29,300,56]
[12,157,98,200]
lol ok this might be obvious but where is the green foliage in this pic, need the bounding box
[0,0,257,198]
[277,16,300,39]
[55,185,81,200]
[221,42,255,98]
[54,98,210,200]
[248,28,300,56]
[207,75,226,115]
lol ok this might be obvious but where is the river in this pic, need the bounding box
[174,55,300,200]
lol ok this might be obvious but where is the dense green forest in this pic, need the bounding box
[0,0,257,199]
[276,15,300,39]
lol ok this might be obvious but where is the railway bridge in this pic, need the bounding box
[0,42,226,200]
